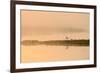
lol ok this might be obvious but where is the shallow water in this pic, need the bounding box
[21,45,89,63]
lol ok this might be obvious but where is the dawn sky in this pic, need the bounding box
[21,10,89,41]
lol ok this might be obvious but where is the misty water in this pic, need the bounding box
[21,45,89,63]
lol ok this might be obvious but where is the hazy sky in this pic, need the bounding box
[21,10,89,40]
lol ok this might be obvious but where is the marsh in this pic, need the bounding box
[20,10,90,63]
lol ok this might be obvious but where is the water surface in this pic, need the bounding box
[21,45,89,63]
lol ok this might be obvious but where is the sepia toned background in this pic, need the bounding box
[21,10,89,41]
[21,10,90,63]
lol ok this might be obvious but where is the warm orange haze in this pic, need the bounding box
[21,10,90,63]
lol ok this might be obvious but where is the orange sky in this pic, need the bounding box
[21,10,89,41]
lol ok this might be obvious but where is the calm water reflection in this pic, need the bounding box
[21,45,89,63]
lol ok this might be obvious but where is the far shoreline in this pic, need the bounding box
[21,39,89,46]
